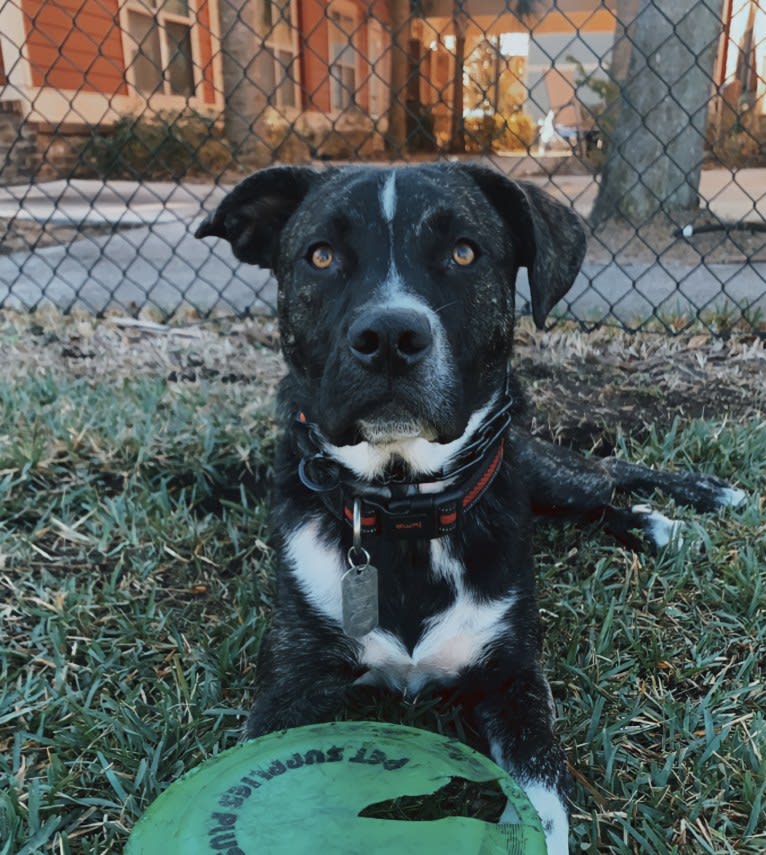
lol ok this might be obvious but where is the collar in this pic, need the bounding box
[292,397,512,540]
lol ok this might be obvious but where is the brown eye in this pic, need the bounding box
[309,244,334,269]
[452,241,476,266]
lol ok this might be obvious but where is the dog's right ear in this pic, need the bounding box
[195,166,327,268]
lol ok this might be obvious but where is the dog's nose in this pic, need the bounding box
[347,309,433,373]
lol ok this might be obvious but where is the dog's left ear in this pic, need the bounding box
[463,165,586,328]
[195,166,330,268]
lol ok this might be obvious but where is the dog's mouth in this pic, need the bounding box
[312,391,511,484]
[318,381,458,446]
[356,407,439,445]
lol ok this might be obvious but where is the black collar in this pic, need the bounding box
[292,396,512,540]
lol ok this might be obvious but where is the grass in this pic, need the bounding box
[1,359,764,853]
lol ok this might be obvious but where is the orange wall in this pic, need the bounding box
[23,0,128,95]
[301,0,332,112]
[533,8,615,34]
[300,0,389,113]
[21,0,217,105]
[195,0,217,105]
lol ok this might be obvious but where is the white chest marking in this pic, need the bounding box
[284,518,345,623]
[430,537,465,590]
[358,590,516,695]
[285,520,515,695]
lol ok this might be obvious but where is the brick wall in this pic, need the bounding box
[0,101,39,185]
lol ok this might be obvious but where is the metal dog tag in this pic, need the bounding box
[342,499,379,638]
[341,563,379,639]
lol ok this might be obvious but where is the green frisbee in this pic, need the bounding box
[126,721,546,855]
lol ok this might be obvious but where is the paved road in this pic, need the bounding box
[0,220,278,316]
[1,172,765,321]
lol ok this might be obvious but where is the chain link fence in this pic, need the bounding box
[1,0,765,334]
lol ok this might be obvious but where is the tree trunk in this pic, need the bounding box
[218,0,270,165]
[608,0,640,84]
[448,10,467,153]
[590,0,724,227]
[386,0,411,156]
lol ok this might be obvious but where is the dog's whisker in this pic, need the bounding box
[433,300,459,315]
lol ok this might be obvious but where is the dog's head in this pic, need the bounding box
[197,164,585,466]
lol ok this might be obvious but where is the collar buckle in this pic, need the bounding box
[346,488,463,540]
[389,492,462,539]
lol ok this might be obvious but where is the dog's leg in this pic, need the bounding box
[245,623,355,739]
[512,429,744,551]
[600,457,746,512]
[601,504,685,552]
[472,667,570,855]
[512,428,614,515]
[513,428,744,514]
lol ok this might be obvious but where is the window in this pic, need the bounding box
[328,5,358,111]
[367,19,390,118]
[124,0,195,98]
[262,0,300,110]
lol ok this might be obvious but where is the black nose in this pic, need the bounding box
[347,308,433,373]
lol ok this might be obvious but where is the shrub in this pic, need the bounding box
[464,110,537,153]
[463,113,497,153]
[84,109,233,180]
[498,111,537,151]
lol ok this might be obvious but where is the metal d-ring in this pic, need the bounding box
[347,498,370,569]
[297,454,340,493]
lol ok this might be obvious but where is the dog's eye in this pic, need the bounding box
[309,244,334,269]
[452,241,476,267]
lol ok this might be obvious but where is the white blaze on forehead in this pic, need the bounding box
[380,171,397,223]
[379,171,405,297]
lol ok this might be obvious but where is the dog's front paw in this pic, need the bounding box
[712,483,747,509]
[516,781,569,854]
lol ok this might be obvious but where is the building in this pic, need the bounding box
[219,0,393,162]
[238,0,620,158]
[415,0,618,150]
[0,0,223,182]
[0,0,670,179]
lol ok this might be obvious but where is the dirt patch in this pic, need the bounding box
[513,325,765,453]
[1,309,763,456]
[586,210,766,265]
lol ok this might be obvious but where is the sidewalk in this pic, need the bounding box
[1,170,765,319]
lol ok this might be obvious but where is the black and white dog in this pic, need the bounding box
[197,163,743,853]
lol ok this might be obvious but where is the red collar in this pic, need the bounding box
[338,439,504,539]
[294,410,508,540]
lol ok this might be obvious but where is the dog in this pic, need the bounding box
[197,163,744,853]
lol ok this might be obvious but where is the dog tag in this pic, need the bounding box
[341,564,379,638]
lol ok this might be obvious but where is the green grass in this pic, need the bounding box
[1,371,764,854]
